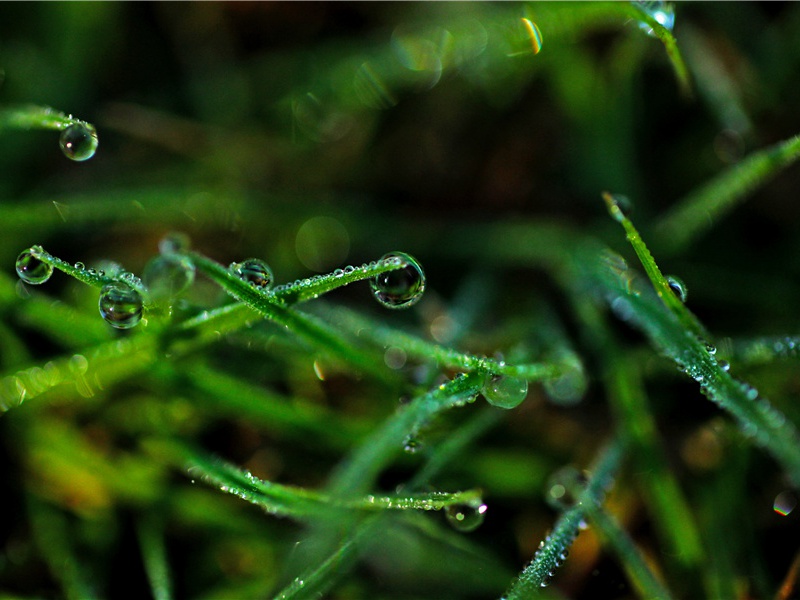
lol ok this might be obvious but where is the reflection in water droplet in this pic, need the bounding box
[606,193,633,222]
[295,216,350,272]
[16,249,53,285]
[635,1,675,35]
[59,123,98,161]
[666,275,688,302]
[99,282,143,329]
[774,491,797,516]
[545,466,588,510]
[445,502,487,532]
[718,360,730,372]
[143,254,195,301]
[371,252,425,309]
[230,258,274,289]
[483,374,528,409]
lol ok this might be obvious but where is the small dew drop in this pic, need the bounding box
[159,232,191,255]
[445,502,487,532]
[403,435,422,454]
[143,254,195,301]
[483,374,528,409]
[59,123,98,161]
[635,1,675,35]
[545,466,588,511]
[230,258,274,289]
[15,249,53,285]
[718,360,730,372]
[370,251,426,309]
[604,193,633,222]
[774,491,797,516]
[666,275,688,302]
[98,282,143,329]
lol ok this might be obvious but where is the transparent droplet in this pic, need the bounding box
[483,374,528,409]
[143,254,195,301]
[230,258,274,289]
[16,249,53,285]
[99,282,143,329]
[544,359,587,407]
[370,251,425,309]
[159,232,190,255]
[403,435,422,454]
[445,502,487,532]
[545,466,588,510]
[718,360,730,372]
[605,193,633,222]
[635,1,675,35]
[59,123,98,161]
[666,275,688,302]
[774,491,797,516]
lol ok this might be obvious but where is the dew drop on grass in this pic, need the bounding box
[635,1,675,35]
[159,232,191,255]
[666,275,688,302]
[445,502,487,532]
[718,360,730,372]
[15,249,53,285]
[545,466,588,510]
[230,258,274,289]
[59,123,98,161]
[606,193,633,222]
[370,251,425,309]
[774,491,797,516]
[99,282,143,329]
[143,255,195,301]
[483,374,528,409]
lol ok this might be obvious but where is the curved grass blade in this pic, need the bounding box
[136,516,173,600]
[654,133,800,255]
[503,438,626,599]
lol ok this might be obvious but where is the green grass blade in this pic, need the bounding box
[136,516,174,600]
[0,104,94,132]
[503,438,626,598]
[654,134,800,254]
[583,503,674,600]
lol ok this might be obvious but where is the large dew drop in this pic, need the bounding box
[59,123,98,161]
[99,282,143,329]
[445,502,487,532]
[370,251,426,309]
[483,374,528,409]
[666,275,688,302]
[143,255,195,301]
[16,249,53,285]
[230,258,274,289]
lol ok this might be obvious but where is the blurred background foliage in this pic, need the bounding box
[2,2,800,599]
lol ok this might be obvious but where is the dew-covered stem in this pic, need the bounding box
[503,438,626,598]
[0,104,91,132]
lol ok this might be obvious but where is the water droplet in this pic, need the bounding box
[230,258,274,289]
[15,249,53,285]
[666,275,687,302]
[605,193,633,222]
[98,282,143,329]
[59,123,98,161]
[483,374,528,409]
[370,251,426,309]
[143,255,195,301]
[635,1,675,35]
[774,491,797,516]
[384,346,407,370]
[545,466,588,510]
[445,502,487,532]
[718,360,730,372]
[159,232,190,255]
[403,435,422,454]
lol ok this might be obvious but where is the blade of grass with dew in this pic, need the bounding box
[136,516,173,600]
[174,443,484,520]
[0,104,93,132]
[503,437,627,599]
[186,251,397,382]
[655,133,800,255]
[316,303,560,380]
[601,197,800,485]
[583,502,674,600]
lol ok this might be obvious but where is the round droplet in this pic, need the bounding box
[143,255,195,301]
[445,502,487,532]
[605,193,633,222]
[718,360,730,372]
[403,435,422,454]
[99,282,143,329]
[483,374,528,409]
[666,275,687,302]
[230,258,274,289]
[59,123,98,161]
[16,249,53,285]
[635,1,675,35]
[774,491,797,516]
[159,232,190,255]
[370,251,426,309]
[545,466,588,511]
